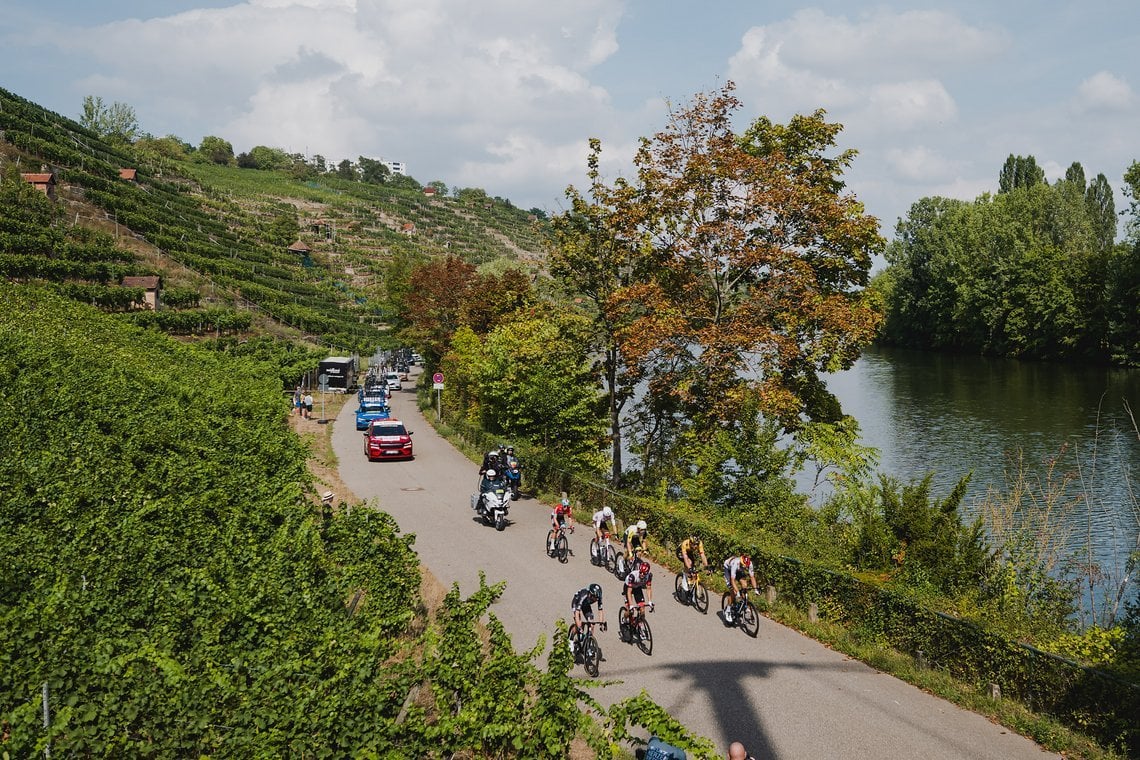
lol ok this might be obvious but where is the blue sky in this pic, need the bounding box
[3,1,1138,242]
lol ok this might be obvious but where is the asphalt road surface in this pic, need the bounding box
[333,371,1056,760]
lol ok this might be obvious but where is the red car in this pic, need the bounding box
[364,419,414,461]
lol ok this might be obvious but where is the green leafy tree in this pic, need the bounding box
[79,95,140,143]
[249,145,292,171]
[357,156,390,184]
[477,310,606,471]
[336,158,357,180]
[197,135,235,165]
[998,153,1046,193]
[1086,172,1117,252]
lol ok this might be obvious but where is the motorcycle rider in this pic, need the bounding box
[479,449,502,475]
[502,445,522,498]
[475,468,506,517]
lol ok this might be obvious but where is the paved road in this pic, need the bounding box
[333,372,1056,760]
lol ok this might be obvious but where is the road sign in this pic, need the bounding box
[317,372,329,392]
[432,372,444,384]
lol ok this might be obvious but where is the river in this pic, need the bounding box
[822,344,1140,613]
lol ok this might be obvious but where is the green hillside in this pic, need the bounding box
[0,85,548,354]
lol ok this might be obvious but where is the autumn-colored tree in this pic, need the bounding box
[609,84,883,438]
[460,267,536,336]
[401,256,477,367]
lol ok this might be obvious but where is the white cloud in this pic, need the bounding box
[1074,70,1135,113]
[884,146,961,184]
[865,80,957,131]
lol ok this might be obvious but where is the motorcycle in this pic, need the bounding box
[471,483,511,531]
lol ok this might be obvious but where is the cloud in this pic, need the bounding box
[1073,70,1135,113]
[728,8,1004,117]
[884,146,962,184]
[51,0,626,207]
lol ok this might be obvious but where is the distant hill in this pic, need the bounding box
[0,86,548,354]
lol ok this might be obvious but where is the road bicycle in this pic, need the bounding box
[720,587,760,638]
[589,530,617,572]
[567,617,605,676]
[613,544,643,579]
[546,524,572,563]
[618,600,653,655]
[674,566,709,614]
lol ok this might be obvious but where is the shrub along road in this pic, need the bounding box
[331,371,1056,759]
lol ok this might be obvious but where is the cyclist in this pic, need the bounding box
[549,497,575,551]
[722,554,756,623]
[569,583,606,652]
[591,506,617,560]
[676,533,709,591]
[623,558,654,614]
[624,519,648,562]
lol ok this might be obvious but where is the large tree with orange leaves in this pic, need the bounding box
[610,84,883,441]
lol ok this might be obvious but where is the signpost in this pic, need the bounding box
[432,372,444,421]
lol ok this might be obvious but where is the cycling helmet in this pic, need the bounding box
[636,519,647,531]
[689,533,700,543]
[638,560,650,576]
[561,497,570,507]
[602,507,614,519]
[588,583,602,602]
[485,469,497,478]
[740,555,752,568]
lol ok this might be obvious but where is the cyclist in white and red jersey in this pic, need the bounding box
[722,554,756,622]
[623,558,654,612]
[592,506,616,550]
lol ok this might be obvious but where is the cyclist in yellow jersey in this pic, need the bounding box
[677,533,708,575]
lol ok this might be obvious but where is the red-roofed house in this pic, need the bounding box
[122,275,162,310]
[288,240,311,254]
[20,172,56,199]
[401,222,416,235]
[119,168,138,181]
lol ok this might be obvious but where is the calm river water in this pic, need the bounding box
[823,345,1140,600]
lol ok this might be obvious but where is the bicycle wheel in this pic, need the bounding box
[588,538,601,566]
[545,529,556,557]
[614,553,627,579]
[693,581,709,614]
[636,616,653,656]
[583,635,601,677]
[618,607,631,643]
[604,545,618,574]
[720,592,734,625]
[556,533,569,564]
[740,600,760,638]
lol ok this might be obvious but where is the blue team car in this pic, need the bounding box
[355,400,392,430]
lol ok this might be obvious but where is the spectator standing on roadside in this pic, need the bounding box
[293,386,302,416]
[303,391,314,419]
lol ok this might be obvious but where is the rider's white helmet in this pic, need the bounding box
[485,469,496,478]
[602,507,614,519]
[636,519,647,531]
